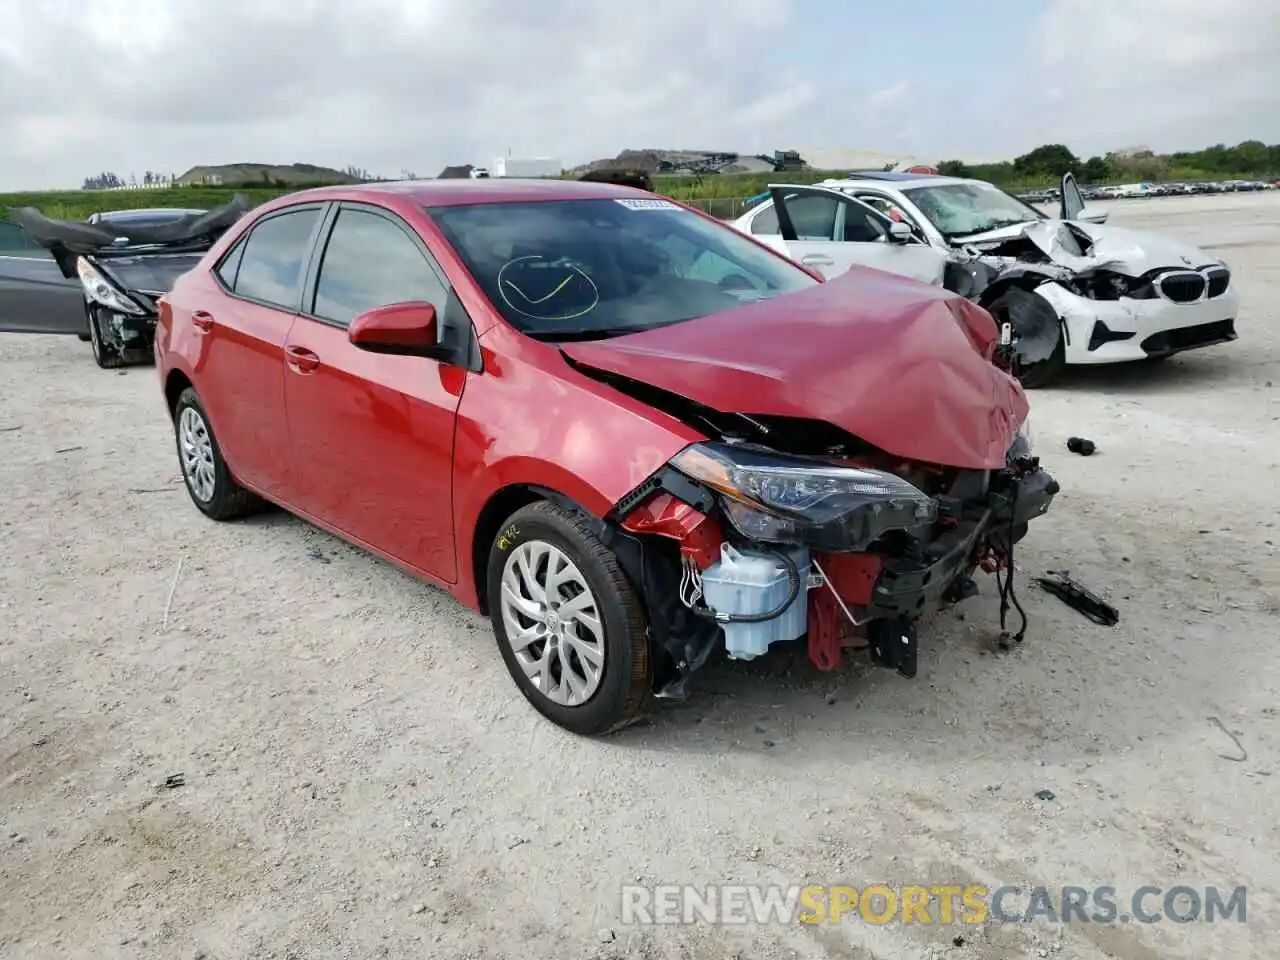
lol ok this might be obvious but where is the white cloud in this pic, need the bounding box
[0,0,1276,191]
[0,0,798,189]
[867,82,910,112]
[1027,0,1280,155]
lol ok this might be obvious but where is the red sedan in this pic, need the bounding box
[155,178,1057,735]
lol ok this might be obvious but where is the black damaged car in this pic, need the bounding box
[5,197,249,368]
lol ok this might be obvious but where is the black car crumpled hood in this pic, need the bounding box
[98,254,206,297]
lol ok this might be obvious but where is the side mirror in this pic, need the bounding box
[888,220,914,243]
[348,301,441,357]
[1077,205,1109,225]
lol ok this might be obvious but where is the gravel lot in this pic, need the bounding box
[2,192,1278,960]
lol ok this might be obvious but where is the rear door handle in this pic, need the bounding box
[800,255,834,266]
[191,310,215,332]
[285,345,320,374]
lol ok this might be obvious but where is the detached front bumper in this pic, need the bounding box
[1038,282,1240,365]
[864,462,1058,619]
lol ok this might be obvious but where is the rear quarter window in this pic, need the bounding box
[749,205,780,235]
[215,239,246,289]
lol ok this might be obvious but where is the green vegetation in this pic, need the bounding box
[0,185,288,221]
[2,141,1276,223]
[938,140,1280,189]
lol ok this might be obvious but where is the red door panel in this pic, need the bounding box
[180,278,297,497]
[182,204,326,500]
[282,317,464,582]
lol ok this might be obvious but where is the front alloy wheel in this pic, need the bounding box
[500,541,607,706]
[487,501,651,735]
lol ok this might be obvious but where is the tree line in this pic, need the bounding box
[80,164,424,191]
[65,139,1280,202]
[939,140,1280,186]
[81,170,178,190]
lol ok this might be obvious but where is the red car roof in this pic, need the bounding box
[273,177,651,208]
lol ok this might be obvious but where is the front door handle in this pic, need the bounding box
[800,254,834,266]
[285,345,320,374]
[191,310,215,332]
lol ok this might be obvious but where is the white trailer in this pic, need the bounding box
[491,157,562,178]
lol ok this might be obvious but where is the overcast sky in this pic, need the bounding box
[1,0,1277,191]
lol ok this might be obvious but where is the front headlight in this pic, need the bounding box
[670,442,936,551]
[76,257,146,316]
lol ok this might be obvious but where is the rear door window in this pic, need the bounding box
[232,208,321,309]
[310,207,448,327]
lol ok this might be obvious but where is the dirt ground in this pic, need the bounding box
[2,192,1278,960]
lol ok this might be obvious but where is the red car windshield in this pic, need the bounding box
[427,198,817,341]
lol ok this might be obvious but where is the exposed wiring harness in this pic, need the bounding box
[993,481,1028,645]
[679,554,704,609]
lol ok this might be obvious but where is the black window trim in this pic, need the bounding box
[296,200,484,373]
[298,201,452,331]
[211,201,331,312]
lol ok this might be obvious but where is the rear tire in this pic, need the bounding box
[172,387,259,521]
[486,501,652,736]
[86,307,125,369]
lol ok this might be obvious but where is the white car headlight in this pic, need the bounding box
[76,257,147,316]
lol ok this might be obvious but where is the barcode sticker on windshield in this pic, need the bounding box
[614,198,680,211]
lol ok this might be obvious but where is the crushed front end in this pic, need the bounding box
[603,427,1058,698]
[77,255,166,363]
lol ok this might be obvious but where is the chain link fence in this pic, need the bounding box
[680,196,759,220]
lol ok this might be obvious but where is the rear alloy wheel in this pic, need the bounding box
[86,307,125,369]
[487,501,651,736]
[172,387,259,521]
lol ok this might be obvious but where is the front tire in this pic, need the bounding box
[486,501,652,736]
[985,289,1066,389]
[172,387,258,521]
[1015,332,1066,388]
[86,307,125,369]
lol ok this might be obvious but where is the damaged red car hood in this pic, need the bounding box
[561,268,1029,470]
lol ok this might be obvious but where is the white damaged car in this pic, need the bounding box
[732,171,1240,387]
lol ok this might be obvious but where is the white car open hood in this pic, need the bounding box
[958,219,1219,278]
